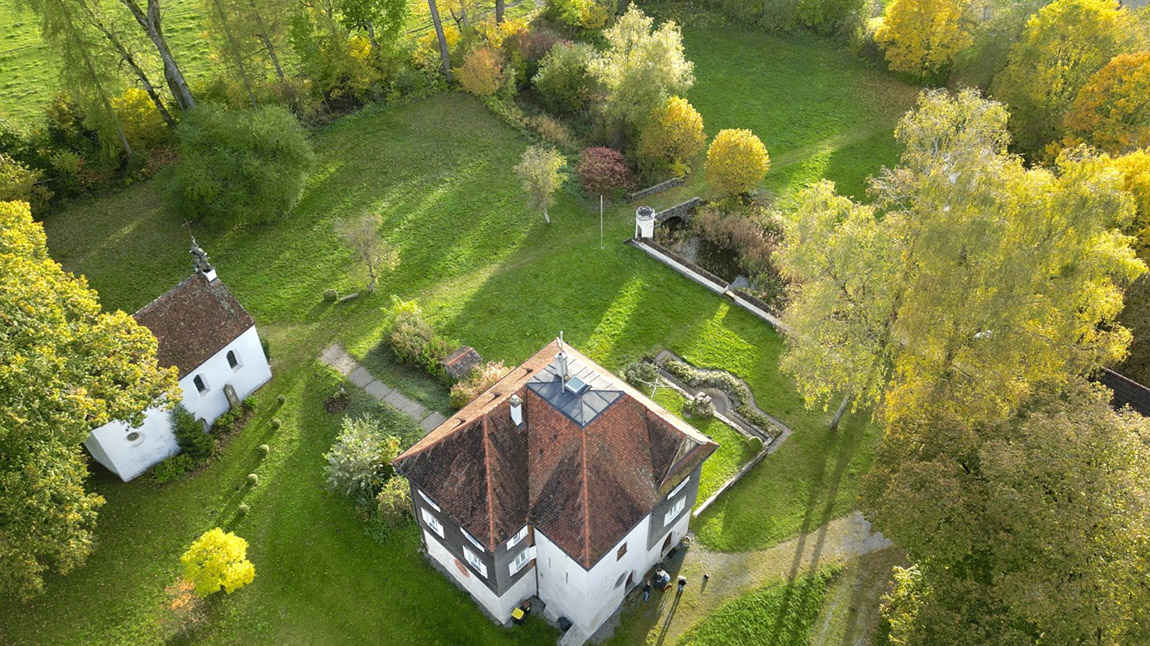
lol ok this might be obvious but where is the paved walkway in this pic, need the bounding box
[592,512,891,645]
[320,344,448,433]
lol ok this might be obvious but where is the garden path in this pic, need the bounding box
[595,511,891,645]
[319,344,448,433]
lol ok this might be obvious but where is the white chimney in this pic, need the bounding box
[635,205,656,239]
[509,394,523,426]
[556,332,569,382]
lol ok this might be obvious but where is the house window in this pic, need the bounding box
[227,350,241,370]
[193,375,209,395]
[461,527,485,552]
[507,526,528,550]
[669,477,689,498]
[463,545,487,578]
[616,542,627,560]
[418,490,441,512]
[509,549,531,576]
[664,497,686,526]
[421,508,444,537]
[615,572,627,588]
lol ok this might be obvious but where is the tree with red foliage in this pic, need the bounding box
[577,147,633,197]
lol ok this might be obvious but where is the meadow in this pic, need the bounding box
[0,19,919,644]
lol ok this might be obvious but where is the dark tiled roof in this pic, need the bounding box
[133,273,255,378]
[393,341,717,568]
[1098,368,1150,417]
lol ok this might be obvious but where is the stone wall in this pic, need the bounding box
[628,177,683,202]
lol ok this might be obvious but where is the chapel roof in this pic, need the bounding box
[133,273,255,378]
[392,340,717,569]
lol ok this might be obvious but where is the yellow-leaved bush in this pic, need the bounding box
[705,128,770,197]
[458,46,508,97]
[180,528,256,596]
[638,96,706,176]
[874,0,972,76]
[1064,52,1150,155]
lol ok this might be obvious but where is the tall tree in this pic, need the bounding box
[1063,51,1150,155]
[334,213,395,293]
[427,0,453,82]
[590,4,694,144]
[204,0,258,107]
[0,200,179,600]
[337,0,406,59]
[991,0,1139,154]
[24,0,133,157]
[865,378,1150,644]
[874,0,973,76]
[515,145,566,224]
[776,89,1144,425]
[118,0,197,111]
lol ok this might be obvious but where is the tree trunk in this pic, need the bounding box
[543,206,550,224]
[120,0,196,111]
[86,11,176,127]
[495,0,504,23]
[829,393,851,431]
[246,0,284,81]
[210,0,257,108]
[365,21,380,60]
[427,0,452,82]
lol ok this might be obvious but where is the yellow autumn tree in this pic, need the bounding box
[180,528,256,596]
[457,46,507,97]
[1064,52,1150,155]
[1110,149,1150,252]
[874,0,972,76]
[637,96,706,176]
[705,129,770,197]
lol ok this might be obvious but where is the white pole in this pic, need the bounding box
[600,195,604,249]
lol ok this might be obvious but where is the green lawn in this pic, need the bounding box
[679,26,921,202]
[678,568,837,646]
[0,21,910,642]
[650,387,757,505]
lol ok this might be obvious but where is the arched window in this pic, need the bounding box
[194,375,209,395]
[226,350,241,370]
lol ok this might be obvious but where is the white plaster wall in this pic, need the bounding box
[424,530,536,622]
[85,326,271,482]
[646,510,690,567]
[536,516,660,635]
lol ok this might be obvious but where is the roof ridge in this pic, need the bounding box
[482,415,498,552]
[581,416,590,567]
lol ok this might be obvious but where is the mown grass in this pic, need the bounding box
[1,21,909,642]
[678,568,837,646]
[650,388,757,505]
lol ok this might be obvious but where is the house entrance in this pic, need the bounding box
[662,532,673,554]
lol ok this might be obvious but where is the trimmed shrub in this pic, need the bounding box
[276,394,286,405]
[166,105,315,228]
[171,403,215,461]
[577,147,633,197]
[323,288,338,302]
[323,415,402,503]
[270,418,282,431]
[532,41,596,115]
[153,454,196,483]
[458,46,508,97]
[247,473,259,486]
[376,477,413,529]
[705,129,770,197]
[638,96,706,176]
[747,436,764,452]
[450,361,511,408]
[236,503,250,517]
[257,444,270,457]
[623,360,658,389]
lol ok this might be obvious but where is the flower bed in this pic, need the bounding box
[661,358,782,442]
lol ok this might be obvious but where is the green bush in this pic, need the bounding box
[165,105,315,228]
[684,391,715,418]
[257,444,270,457]
[171,403,215,461]
[236,503,250,517]
[324,415,402,503]
[276,394,287,406]
[747,435,764,452]
[622,360,658,389]
[270,418,282,431]
[382,296,455,380]
[323,288,339,302]
[153,454,196,483]
[532,42,596,115]
[247,473,260,486]
[375,476,413,529]
[0,153,53,217]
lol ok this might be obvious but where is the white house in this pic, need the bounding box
[392,339,717,641]
[84,241,272,482]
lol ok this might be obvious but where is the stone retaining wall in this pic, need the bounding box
[628,177,683,202]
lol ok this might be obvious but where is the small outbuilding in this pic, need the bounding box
[83,241,272,481]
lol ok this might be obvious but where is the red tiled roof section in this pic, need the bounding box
[392,340,718,564]
[132,274,255,378]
